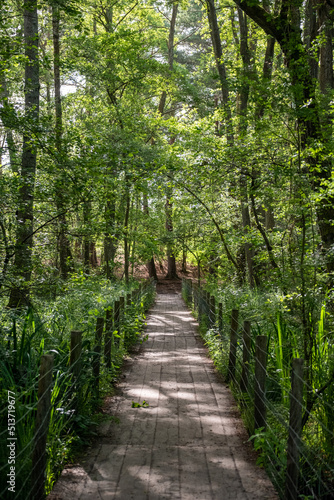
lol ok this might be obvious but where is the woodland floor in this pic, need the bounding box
[48,290,278,500]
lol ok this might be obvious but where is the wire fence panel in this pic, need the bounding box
[181,278,334,500]
[0,279,156,500]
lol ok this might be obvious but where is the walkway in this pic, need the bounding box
[49,293,278,500]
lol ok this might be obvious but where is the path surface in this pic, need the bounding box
[49,293,278,500]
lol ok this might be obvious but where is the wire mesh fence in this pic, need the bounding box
[182,278,334,500]
[0,279,156,500]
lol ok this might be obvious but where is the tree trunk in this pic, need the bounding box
[123,185,131,283]
[165,153,178,280]
[304,0,318,81]
[265,202,275,230]
[206,0,233,143]
[158,4,178,114]
[256,35,275,119]
[104,193,117,279]
[206,1,256,284]
[147,257,158,281]
[8,0,39,308]
[143,192,158,280]
[318,2,333,95]
[53,5,72,280]
[237,9,256,287]
[130,202,137,277]
[83,200,91,273]
[159,4,179,280]
[234,0,334,277]
[165,186,178,280]
[240,175,255,287]
[236,8,252,130]
[90,242,98,267]
[182,245,187,273]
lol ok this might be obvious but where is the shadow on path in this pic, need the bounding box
[48,293,278,500]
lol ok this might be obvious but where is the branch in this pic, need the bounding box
[302,371,334,429]
[175,235,200,262]
[114,2,139,30]
[173,27,202,48]
[234,0,282,41]
[7,195,92,262]
[250,189,280,271]
[167,174,239,270]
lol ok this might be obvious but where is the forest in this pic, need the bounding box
[0,0,334,498]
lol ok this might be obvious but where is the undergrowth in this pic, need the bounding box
[0,275,155,499]
[183,281,334,499]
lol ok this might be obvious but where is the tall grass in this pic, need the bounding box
[196,283,334,498]
[0,276,155,499]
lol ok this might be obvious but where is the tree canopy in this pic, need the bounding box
[0,0,333,302]
[1,0,334,496]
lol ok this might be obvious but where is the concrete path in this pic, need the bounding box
[49,293,278,500]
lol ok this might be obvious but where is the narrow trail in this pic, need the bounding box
[49,292,278,500]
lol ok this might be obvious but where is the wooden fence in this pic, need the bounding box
[182,278,321,500]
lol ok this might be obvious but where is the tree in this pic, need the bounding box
[234,0,334,279]
[158,3,180,280]
[52,3,73,279]
[8,0,39,307]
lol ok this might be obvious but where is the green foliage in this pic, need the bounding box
[1,0,334,496]
[203,329,228,377]
[249,425,288,492]
[0,276,155,498]
[131,400,149,408]
[192,280,334,498]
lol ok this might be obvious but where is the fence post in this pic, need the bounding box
[70,330,83,409]
[104,308,113,367]
[93,317,104,396]
[70,330,82,379]
[183,278,189,304]
[119,296,125,345]
[218,302,223,334]
[227,309,239,382]
[198,285,203,318]
[240,320,251,392]
[31,354,54,500]
[209,295,216,327]
[185,278,192,305]
[254,335,268,431]
[130,290,139,303]
[285,358,304,500]
[205,291,211,319]
[183,278,188,302]
[114,300,120,345]
[120,295,125,317]
[193,283,198,312]
[200,291,209,327]
[188,279,193,306]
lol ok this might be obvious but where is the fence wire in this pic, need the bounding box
[0,279,156,500]
[182,278,334,500]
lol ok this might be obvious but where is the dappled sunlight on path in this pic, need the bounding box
[48,294,278,500]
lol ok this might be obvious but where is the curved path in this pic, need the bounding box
[49,293,278,500]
